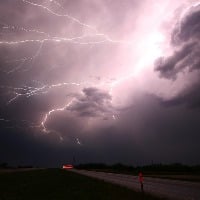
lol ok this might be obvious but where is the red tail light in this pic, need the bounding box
[62,164,73,169]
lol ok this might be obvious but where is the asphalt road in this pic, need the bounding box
[71,169,200,200]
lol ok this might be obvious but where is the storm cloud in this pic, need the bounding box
[67,87,114,118]
[0,0,200,167]
[155,42,199,79]
[155,5,200,78]
[155,4,200,107]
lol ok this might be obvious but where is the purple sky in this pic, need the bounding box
[0,0,200,167]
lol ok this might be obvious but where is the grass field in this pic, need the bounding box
[0,169,165,200]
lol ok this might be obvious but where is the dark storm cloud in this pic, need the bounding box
[1,93,200,166]
[155,42,199,79]
[155,5,200,107]
[81,93,200,165]
[0,0,138,154]
[1,0,200,167]
[67,87,113,118]
[160,81,200,109]
[171,6,200,45]
[155,5,200,79]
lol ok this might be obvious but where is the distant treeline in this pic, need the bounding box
[75,163,200,175]
[0,163,33,169]
[0,162,9,169]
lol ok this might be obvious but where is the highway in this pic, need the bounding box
[71,169,200,200]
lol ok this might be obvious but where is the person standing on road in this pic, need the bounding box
[139,172,144,193]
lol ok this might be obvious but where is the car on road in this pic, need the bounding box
[62,164,74,169]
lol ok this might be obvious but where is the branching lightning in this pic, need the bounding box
[0,0,131,139]
[41,98,74,133]
[1,0,198,143]
[1,81,83,105]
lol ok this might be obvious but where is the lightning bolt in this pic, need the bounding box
[2,81,82,105]
[0,0,128,137]
[0,0,158,140]
[36,0,200,141]
[0,0,130,77]
[1,0,198,143]
[41,98,74,133]
[76,138,82,145]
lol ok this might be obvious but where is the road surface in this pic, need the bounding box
[71,169,200,200]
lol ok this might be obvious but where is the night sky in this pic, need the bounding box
[0,0,200,167]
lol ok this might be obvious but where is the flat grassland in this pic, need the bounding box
[0,169,164,200]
